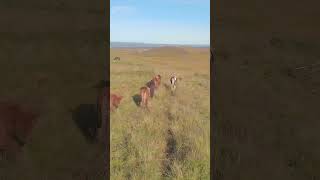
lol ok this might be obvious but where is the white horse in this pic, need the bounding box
[170,75,177,91]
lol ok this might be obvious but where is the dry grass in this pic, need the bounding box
[110,47,210,179]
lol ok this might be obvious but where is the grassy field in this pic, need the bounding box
[110,47,210,179]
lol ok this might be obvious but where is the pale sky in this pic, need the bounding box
[111,0,210,45]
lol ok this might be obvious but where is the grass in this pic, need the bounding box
[110,47,210,179]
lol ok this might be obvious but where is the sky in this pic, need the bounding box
[110,0,210,45]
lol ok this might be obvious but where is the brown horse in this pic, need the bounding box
[146,75,161,98]
[97,88,122,126]
[154,75,161,89]
[110,94,123,111]
[97,87,123,113]
[140,86,150,110]
[146,79,156,98]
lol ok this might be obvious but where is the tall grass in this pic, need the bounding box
[110,48,210,179]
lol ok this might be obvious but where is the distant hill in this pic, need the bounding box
[110,42,209,48]
[140,46,189,57]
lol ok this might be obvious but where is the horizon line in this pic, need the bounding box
[110,41,210,46]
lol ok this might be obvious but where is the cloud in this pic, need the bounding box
[111,5,136,15]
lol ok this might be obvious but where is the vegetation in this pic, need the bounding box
[110,47,210,179]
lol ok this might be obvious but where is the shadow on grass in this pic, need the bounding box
[71,104,101,143]
[132,94,141,107]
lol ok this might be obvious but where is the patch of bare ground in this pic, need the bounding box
[162,128,177,177]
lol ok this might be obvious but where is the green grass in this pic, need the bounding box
[110,48,210,179]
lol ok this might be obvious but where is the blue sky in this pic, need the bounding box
[110,0,210,45]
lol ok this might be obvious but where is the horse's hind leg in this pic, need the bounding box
[140,98,145,108]
[145,98,150,111]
